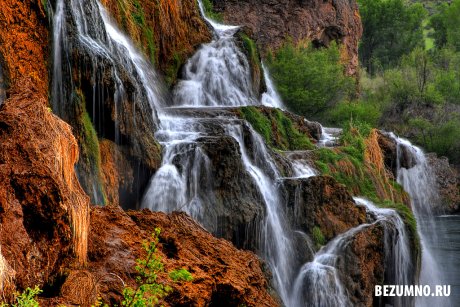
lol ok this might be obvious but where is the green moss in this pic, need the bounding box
[312,226,326,249]
[132,0,146,26]
[239,106,315,151]
[201,0,223,22]
[73,89,107,205]
[239,106,273,144]
[165,53,183,86]
[144,27,156,65]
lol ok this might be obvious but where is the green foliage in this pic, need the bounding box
[312,226,326,249]
[239,106,314,151]
[327,101,381,133]
[429,0,460,51]
[266,40,354,121]
[122,228,193,307]
[1,286,43,307]
[201,0,223,22]
[122,228,171,306]
[358,0,427,74]
[169,269,193,282]
[355,46,460,165]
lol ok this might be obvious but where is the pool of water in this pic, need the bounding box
[424,215,460,305]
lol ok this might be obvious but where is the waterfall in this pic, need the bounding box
[50,0,429,305]
[290,224,368,307]
[142,0,298,303]
[226,124,296,302]
[354,197,414,307]
[391,134,453,307]
[51,0,165,204]
[52,0,164,121]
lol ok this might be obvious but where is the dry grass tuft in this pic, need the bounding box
[61,270,98,306]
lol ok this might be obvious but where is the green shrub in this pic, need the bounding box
[266,40,354,121]
[0,286,43,307]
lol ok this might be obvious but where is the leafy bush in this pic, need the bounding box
[266,40,354,121]
[0,286,43,307]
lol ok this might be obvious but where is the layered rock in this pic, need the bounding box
[213,0,363,75]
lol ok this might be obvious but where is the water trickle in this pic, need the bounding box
[391,134,453,307]
[261,62,285,109]
[318,126,342,147]
[290,224,368,307]
[51,0,165,203]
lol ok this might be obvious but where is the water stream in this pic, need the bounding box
[50,0,455,305]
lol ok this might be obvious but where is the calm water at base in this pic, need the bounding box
[424,215,460,305]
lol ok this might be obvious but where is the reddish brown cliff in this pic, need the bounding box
[214,0,362,75]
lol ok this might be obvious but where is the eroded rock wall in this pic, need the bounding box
[213,0,362,76]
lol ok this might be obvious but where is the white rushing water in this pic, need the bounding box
[391,134,453,307]
[290,223,368,307]
[52,0,432,306]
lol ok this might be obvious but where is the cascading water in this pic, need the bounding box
[142,1,298,303]
[354,197,414,307]
[392,134,453,307]
[51,0,165,204]
[261,62,285,109]
[51,0,429,305]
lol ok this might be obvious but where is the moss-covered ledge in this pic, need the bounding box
[234,106,321,151]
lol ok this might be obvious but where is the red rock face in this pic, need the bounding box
[42,207,279,306]
[0,0,49,97]
[0,79,90,300]
[214,0,363,76]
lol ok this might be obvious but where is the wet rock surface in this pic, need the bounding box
[213,0,362,75]
[426,154,460,214]
[283,176,367,244]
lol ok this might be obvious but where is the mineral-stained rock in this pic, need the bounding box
[0,0,49,97]
[0,79,90,300]
[213,0,363,76]
[41,207,279,306]
[283,176,367,243]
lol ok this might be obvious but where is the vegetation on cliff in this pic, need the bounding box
[266,41,355,121]
[238,106,315,151]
